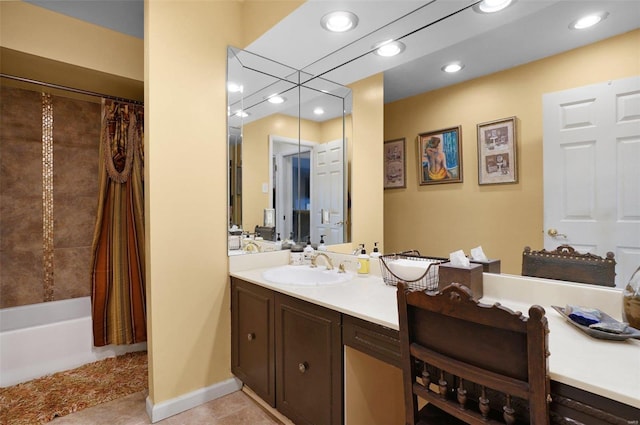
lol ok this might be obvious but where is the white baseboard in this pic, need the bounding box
[145,377,242,423]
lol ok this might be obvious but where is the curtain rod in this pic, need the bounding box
[1,73,144,106]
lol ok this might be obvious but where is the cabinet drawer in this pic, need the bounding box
[550,381,640,425]
[343,315,401,368]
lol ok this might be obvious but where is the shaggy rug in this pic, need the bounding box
[0,351,147,425]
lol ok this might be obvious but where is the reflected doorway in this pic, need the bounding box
[272,137,312,243]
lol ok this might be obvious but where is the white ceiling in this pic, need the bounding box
[248,0,640,103]
[27,0,640,105]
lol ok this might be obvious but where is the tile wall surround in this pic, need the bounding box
[0,85,100,308]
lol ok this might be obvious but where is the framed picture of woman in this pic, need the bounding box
[417,126,463,185]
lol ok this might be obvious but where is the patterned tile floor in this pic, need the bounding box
[48,390,282,425]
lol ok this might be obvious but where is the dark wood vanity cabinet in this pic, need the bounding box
[231,278,343,425]
[232,277,640,424]
[230,277,275,406]
[275,294,343,425]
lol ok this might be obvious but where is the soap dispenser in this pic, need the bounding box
[303,237,315,264]
[370,242,382,258]
[357,244,370,276]
[275,233,282,250]
[318,235,328,251]
[282,232,294,250]
[290,243,304,265]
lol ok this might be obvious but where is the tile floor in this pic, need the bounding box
[48,390,282,425]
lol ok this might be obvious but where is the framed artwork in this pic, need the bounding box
[384,138,406,189]
[477,116,517,185]
[417,126,463,185]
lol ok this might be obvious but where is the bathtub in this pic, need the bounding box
[0,296,146,387]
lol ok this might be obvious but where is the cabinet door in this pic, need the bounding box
[275,293,343,425]
[231,278,275,406]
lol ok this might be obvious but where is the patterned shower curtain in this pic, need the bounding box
[91,99,146,347]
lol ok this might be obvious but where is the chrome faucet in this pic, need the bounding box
[311,252,334,270]
[242,241,261,253]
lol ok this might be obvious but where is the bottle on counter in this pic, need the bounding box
[357,244,370,276]
[303,237,315,264]
[290,244,304,265]
[318,235,328,251]
[275,233,282,250]
[370,242,381,258]
[282,232,294,250]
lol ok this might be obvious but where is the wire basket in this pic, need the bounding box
[379,251,445,291]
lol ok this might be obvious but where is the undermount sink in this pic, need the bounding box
[262,265,353,286]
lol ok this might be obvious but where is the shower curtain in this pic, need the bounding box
[91,99,146,347]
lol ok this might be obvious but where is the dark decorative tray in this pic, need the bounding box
[552,306,640,341]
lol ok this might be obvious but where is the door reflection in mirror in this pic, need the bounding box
[227,46,351,254]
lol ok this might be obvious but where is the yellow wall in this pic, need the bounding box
[384,29,640,274]
[145,0,240,404]
[351,74,385,252]
[0,1,142,81]
[345,347,405,425]
[145,0,304,405]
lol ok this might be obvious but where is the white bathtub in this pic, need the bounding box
[0,296,146,387]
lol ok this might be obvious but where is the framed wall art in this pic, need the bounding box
[417,126,462,185]
[477,116,517,185]
[384,138,406,189]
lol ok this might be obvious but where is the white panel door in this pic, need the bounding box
[312,139,344,245]
[543,76,640,287]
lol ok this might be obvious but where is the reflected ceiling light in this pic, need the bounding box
[321,11,358,33]
[267,95,286,104]
[474,0,513,13]
[570,12,609,29]
[442,62,464,73]
[313,107,325,115]
[234,110,249,118]
[374,40,406,57]
[227,82,243,93]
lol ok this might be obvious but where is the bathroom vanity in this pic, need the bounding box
[231,277,342,425]
[229,253,640,425]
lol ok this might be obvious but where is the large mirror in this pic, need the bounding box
[227,47,352,254]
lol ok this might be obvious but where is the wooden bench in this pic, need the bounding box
[521,245,616,287]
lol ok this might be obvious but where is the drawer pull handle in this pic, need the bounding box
[247,333,255,341]
[298,362,308,373]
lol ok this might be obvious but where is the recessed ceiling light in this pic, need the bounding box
[234,110,249,118]
[321,11,358,33]
[442,63,464,73]
[374,40,406,57]
[569,12,609,30]
[227,82,243,93]
[474,0,513,13]
[267,95,286,104]
[313,107,325,115]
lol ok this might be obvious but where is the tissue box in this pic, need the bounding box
[469,259,501,274]
[438,262,483,300]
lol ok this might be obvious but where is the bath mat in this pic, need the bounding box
[0,351,147,424]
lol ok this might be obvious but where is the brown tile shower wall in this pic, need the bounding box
[0,85,100,308]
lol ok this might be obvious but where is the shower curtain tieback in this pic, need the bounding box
[90,99,146,347]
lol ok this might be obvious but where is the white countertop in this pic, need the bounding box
[231,266,400,330]
[229,253,640,410]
